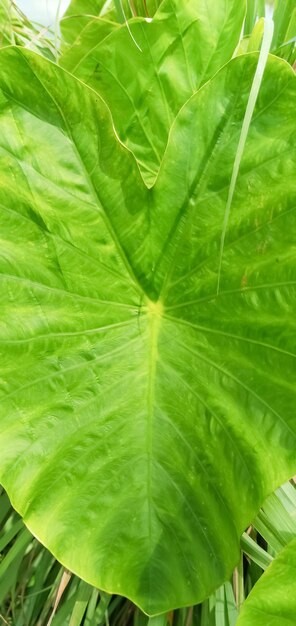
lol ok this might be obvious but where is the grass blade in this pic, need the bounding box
[217,17,274,293]
[241,532,273,570]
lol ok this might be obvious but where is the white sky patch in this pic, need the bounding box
[16,0,70,25]
[16,1,274,28]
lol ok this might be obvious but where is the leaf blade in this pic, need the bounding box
[0,46,295,615]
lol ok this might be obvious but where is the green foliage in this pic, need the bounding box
[237,536,296,626]
[0,0,56,59]
[60,0,119,47]
[0,43,295,613]
[272,0,296,50]
[242,1,296,65]
[244,0,265,35]
[0,0,295,621]
[60,0,246,185]
[1,481,296,624]
[59,0,161,52]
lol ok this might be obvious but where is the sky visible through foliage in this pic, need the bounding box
[16,0,70,24]
[16,0,274,24]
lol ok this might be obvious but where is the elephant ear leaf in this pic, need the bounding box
[0,45,295,615]
[237,536,296,626]
[60,0,120,48]
[60,0,162,48]
[60,0,246,185]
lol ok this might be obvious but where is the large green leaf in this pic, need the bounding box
[61,17,120,61]
[60,0,161,49]
[60,0,246,185]
[63,0,117,19]
[237,537,296,626]
[60,0,119,48]
[0,46,295,615]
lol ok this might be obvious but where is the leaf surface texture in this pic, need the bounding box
[0,47,295,613]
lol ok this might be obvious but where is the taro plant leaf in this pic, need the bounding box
[237,537,296,626]
[60,0,246,185]
[0,46,296,615]
[60,0,161,49]
[237,18,265,56]
[60,0,119,48]
[60,17,120,62]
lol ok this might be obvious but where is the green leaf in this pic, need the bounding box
[0,46,295,615]
[217,16,274,293]
[253,483,296,553]
[244,0,265,36]
[60,0,160,48]
[214,582,238,626]
[60,0,246,185]
[0,0,15,45]
[224,582,238,626]
[0,528,32,603]
[60,0,119,49]
[148,615,167,626]
[0,0,56,60]
[272,0,296,49]
[237,537,296,626]
[68,581,93,626]
[237,18,267,58]
[60,17,120,68]
[273,7,296,66]
[241,533,273,571]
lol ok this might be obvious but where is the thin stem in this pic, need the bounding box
[216,18,274,294]
[117,0,142,51]
[54,0,63,61]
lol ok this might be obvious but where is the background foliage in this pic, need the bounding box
[1,481,296,625]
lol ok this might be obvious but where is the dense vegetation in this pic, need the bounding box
[0,0,295,624]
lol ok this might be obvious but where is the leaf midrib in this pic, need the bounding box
[145,302,163,595]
